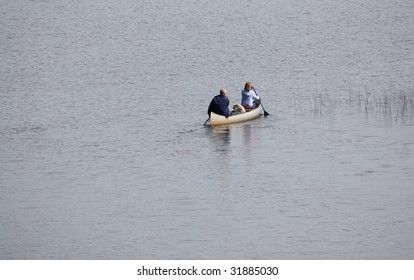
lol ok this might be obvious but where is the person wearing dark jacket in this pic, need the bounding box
[207,88,233,118]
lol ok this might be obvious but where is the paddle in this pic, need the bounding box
[253,88,269,116]
[204,117,210,126]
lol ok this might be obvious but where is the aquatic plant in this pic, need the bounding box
[358,87,414,123]
[299,85,414,123]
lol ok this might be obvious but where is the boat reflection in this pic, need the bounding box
[209,125,231,155]
[206,122,255,156]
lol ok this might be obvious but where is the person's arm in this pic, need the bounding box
[224,107,232,117]
[207,99,215,116]
[223,96,232,117]
[252,88,260,100]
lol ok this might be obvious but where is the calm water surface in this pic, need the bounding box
[1,0,413,259]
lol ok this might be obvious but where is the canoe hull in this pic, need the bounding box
[210,106,262,126]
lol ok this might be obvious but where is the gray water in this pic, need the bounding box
[1,0,413,259]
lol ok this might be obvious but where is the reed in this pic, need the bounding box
[297,85,414,123]
[306,89,337,116]
[362,88,414,122]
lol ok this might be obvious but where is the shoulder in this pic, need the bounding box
[216,95,228,102]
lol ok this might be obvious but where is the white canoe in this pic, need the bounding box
[210,106,262,126]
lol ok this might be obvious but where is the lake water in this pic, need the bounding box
[1,0,413,259]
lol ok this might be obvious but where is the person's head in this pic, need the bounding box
[244,82,253,91]
[220,88,227,96]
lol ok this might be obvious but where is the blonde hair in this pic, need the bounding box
[244,82,253,91]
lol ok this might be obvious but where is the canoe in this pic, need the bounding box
[210,106,262,126]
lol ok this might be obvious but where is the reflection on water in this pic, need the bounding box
[1,0,413,259]
[208,126,231,154]
[207,122,256,156]
[241,123,253,146]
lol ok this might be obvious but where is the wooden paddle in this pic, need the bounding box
[253,88,270,116]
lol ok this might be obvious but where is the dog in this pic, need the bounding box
[233,103,246,114]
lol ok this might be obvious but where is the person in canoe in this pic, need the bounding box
[207,88,233,118]
[241,82,260,110]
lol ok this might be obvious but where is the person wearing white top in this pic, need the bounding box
[241,82,260,109]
